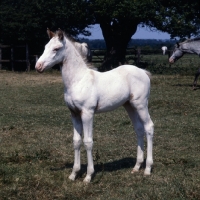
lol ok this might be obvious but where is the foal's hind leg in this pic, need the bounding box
[124,103,145,173]
[124,102,154,175]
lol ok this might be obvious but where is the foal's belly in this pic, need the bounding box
[95,98,127,113]
[95,90,130,113]
[94,78,130,113]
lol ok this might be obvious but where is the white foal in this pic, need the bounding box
[35,29,154,183]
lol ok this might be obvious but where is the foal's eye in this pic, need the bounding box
[53,48,59,52]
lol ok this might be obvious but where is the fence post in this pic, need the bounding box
[137,48,141,66]
[0,45,2,70]
[11,45,14,71]
[26,43,30,71]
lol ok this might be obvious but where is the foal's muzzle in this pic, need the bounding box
[35,63,44,73]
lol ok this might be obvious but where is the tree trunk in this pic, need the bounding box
[98,20,138,71]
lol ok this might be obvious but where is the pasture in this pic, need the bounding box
[92,50,200,76]
[0,70,200,199]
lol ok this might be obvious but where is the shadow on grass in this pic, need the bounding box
[50,157,148,179]
[50,157,137,171]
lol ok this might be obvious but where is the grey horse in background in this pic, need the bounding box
[169,38,200,89]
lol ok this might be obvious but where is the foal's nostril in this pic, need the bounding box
[35,62,43,72]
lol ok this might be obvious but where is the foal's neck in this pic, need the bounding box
[61,38,89,90]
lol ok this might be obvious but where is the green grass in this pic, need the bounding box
[0,71,200,199]
[127,54,200,75]
[92,51,200,76]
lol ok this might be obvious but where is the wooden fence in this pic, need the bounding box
[90,48,200,75]
[0,44,38,71]
[0,45,176,71]
[1,45,199,75]
[91,48,171,65]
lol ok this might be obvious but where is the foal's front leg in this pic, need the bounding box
[82,110,95,183]
[69,112,83,181]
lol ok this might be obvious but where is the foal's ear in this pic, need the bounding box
[47,28,55,39]
[57,28,64,40]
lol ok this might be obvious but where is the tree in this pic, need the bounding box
[0,0,94,52]
[89,0,200,70]
[1,0,200,71]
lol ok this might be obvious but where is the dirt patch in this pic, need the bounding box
[0,71,62,86]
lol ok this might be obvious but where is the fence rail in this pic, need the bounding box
[1,45,200,75]
[90,48,171,65]
[0,44,38,71]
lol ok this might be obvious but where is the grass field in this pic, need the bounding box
[93,53,200,76]
[0,70,200,199]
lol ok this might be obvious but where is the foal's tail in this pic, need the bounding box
[144,70,152,79]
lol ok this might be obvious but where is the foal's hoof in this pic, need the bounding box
[83,175,92,183]
[131,168,139,174]
[144,168,151,176]
[83,174,94,184]
[69,173,76,181]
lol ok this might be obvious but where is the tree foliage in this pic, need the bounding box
[0,0,93,50]
[147,0,200,38]
[89,0,200,70]
[0,0,200,70]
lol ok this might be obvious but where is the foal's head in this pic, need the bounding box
[35,29,66,73]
